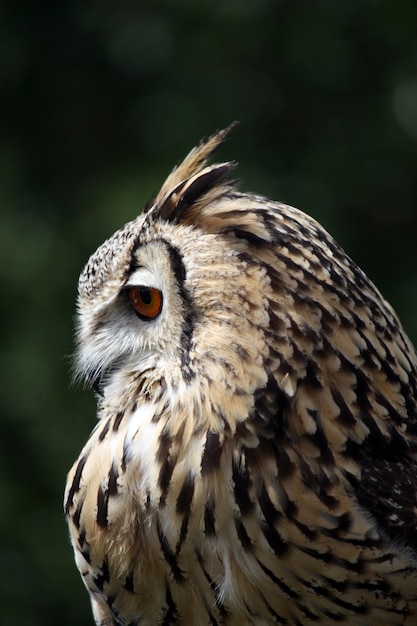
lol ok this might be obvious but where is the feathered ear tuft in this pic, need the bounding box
[154,122,238,204]
[147,123,239,223]
[154,162,236,224]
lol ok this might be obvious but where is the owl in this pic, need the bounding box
[65,125,417,625]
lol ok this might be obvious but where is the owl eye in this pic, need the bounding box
[128,286,163,320]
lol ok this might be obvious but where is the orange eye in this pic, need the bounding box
[128,286,163,320]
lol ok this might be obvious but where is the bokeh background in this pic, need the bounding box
[1,1,416,624]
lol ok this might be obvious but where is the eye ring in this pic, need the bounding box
[128,286,163,320]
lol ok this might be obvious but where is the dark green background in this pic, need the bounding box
[1,1,416,624]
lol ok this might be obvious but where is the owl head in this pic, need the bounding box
[75,125,276,421]
[74,124,414,452]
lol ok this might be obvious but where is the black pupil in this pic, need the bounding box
[140,287,152,305]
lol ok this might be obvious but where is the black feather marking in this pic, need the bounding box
[108,465,119,496]
[201,430,223,475]
[290,517,318,542]
[294,577,369,617]
[331,388,357,428]
[232,456,254,515]
[161,584,180,625]
[77,529,86,548]
[297,545,366,573]
[166,243,195,382]
[72,501,83,530]
[121,433,131,473]
[262,522,288,557]
[94,559,110,592]
[175,473,195,554]
[112,410,125,432]
[157,163,235,224]
[176,512,191,557]
[304,359,323,388]
[157,431,173,463]
[231,228,270,247]
[259,482,281,526]
[124,572,135,593]
[307,408,335,466]
[96,488,107,528]
[158,455,177,506]
[294,601,320,621]
[176,473,195,515]
[157,430,176,506]
[276,447,296,480]
[234,515,253,550]
[374,391,407,427]
[98,417,112,441]
[204,499,216,537]
[65,454,87,514]
[257,558,299,599]
[156,516,185,583]
[176,164,235,218]
[96,465,119,528]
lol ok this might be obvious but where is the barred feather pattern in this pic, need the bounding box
[65,126,417,625]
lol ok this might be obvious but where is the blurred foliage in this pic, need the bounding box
[0,0,416,623]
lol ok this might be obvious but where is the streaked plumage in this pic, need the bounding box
[65,126,417,625]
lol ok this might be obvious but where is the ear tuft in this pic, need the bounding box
[150,122,239,210]
[155,162,236,224]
